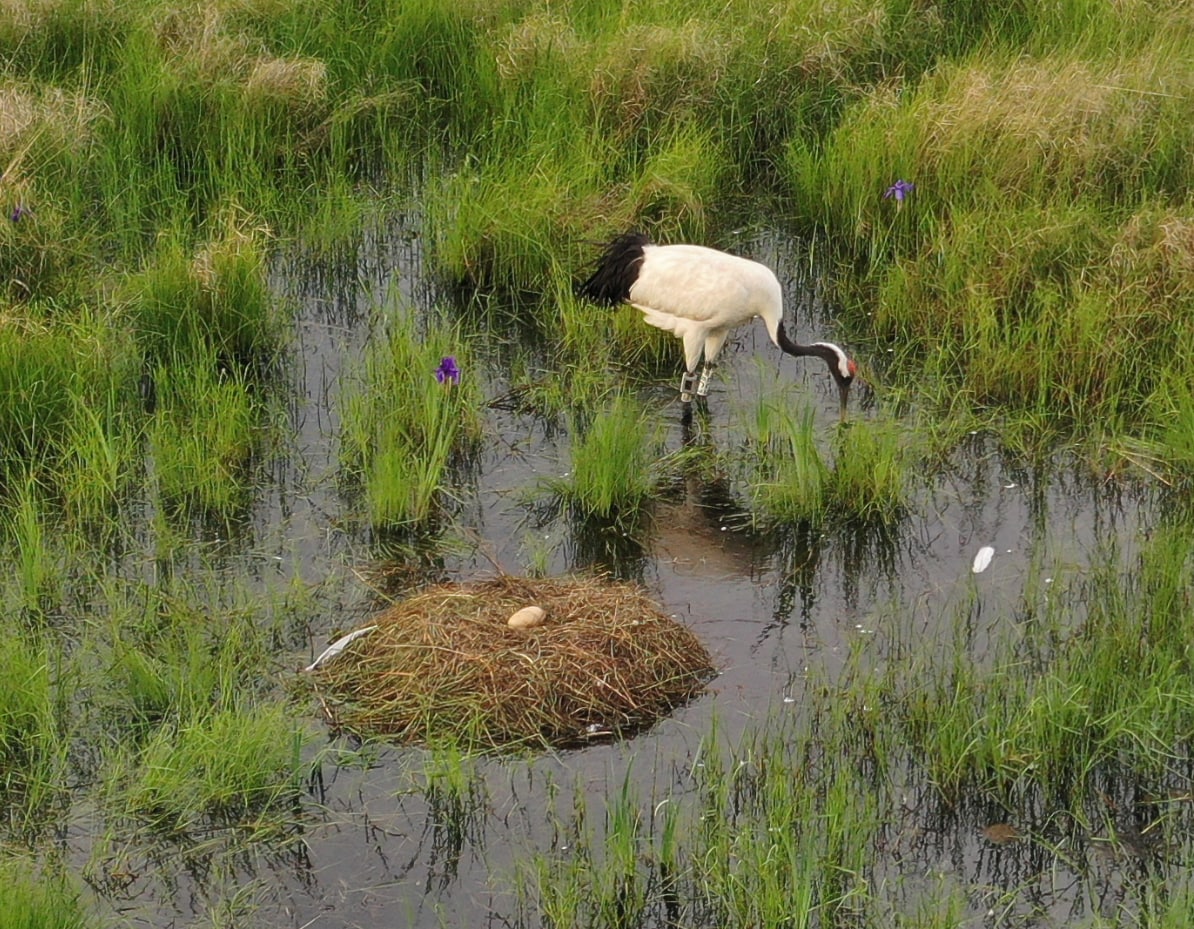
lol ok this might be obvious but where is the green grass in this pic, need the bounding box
[121,216,283,370]
[0,859,92,929]
[826,418,913,526]
[0,627,67,810]
[892,525,1194,805]
[785,25,1194,458]
[741,388,828,526]
[147,357,269,519]
[118,704,309,832]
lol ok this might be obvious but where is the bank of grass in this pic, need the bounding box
[786,19,1194,456]
[0,310,135,498]
[0,625,70,828]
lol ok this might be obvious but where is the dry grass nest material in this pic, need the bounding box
[309,576,716,750]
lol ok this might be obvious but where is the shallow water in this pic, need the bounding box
[78,224,1167,927]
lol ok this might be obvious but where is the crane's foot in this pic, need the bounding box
[696,363,716,397]
[679,371,696,404]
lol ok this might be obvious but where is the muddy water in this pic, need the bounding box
[89,226,1156,926]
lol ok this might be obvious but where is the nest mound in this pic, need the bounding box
[310,576,715,749]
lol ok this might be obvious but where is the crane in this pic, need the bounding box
[577,232,857,421]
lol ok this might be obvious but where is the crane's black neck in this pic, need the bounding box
[776,321,850,384]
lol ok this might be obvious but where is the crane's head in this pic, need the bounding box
[810,342,857,423]
[773,323,858,422]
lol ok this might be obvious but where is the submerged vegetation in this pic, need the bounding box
[3,0,1194,925]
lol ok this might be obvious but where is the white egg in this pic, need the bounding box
[507,605,546,629]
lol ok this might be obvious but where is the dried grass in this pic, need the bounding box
[0,82,105,164]
[0,0,119,41]
[243,55,327,108]
[190,206,271,288]
[918,54,1180,179]
[497,11,580,83]
[309,576,716,750]
[155,4,255,81]
[588,22,730,135]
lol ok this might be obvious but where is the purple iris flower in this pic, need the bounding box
[10,204,31,223]
[435,356,461,385]
[883,179,915,202]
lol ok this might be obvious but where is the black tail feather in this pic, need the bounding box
[575,232,650,306]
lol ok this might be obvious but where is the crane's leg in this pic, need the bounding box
[697,331,728,399]
[679,370,697,403]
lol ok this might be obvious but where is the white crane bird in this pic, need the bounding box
[578,232,857,421]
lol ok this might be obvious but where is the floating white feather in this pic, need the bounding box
[971,546,995,574]
[306,625,378,672]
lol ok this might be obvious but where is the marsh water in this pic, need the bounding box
[78,221,1160,927]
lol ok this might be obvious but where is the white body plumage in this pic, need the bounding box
[628,244,784,378]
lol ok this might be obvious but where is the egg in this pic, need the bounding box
[507,605,546,629]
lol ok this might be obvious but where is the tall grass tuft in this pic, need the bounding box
[120,704,308,832]
[339,312,482,528]
[825,419,911,526]
[744,392,828,527]
[121,214,281,371]
[555,393,661,525]
[146,357,267,519]
[0,308,136,507]
[4,479,63,619]
[0,623,71,826]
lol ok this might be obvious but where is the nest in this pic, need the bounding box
[308,576,716,750]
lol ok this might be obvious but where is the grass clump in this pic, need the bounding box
[0,628,64,800]
[744,394,828,526]
[122,214,281,370]
[339,312,482,529]
[0,309,138,506]
[146,358,268,519]
[825,419,912,526]
[743,388,912,528]
[119,704,308,832]
[308,575,715,750]
[555,393,662,525]
[0,859,92,929]
[89,582,316,832]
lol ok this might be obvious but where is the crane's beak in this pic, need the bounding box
[837,380,852,423]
